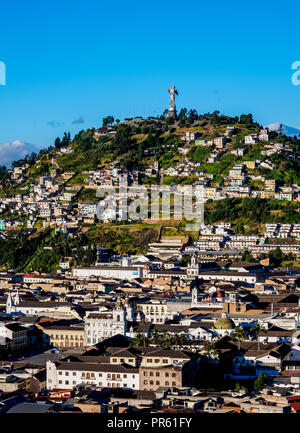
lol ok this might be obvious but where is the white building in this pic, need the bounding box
[72,265,142,280]
[46,360,139,390]
[84,297,135,345]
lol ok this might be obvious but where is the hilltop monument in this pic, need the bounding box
[167,85,178,120]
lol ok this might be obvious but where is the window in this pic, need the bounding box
[155,359,159,363]
[150,380,153,385]
[172,382,176,386]
[156,381,159,385]
[172,373,176,377]
[73,381,76,385]
[165,381,169,386]
[165,373,169,377]
[65,380,69,385]
[107,374,111,378]
[73,372,76,376]
[124,374,127,378]
[150,372,153,377]
[58,380,62,384]
[65,372,69,376]
[99,373,102,377]
[124,383,127,387]
[156,372,160,377]
[144,380,148,385]
[147,359,152,363]
[58,371,62,375]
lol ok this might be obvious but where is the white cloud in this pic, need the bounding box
[0,140,39,166]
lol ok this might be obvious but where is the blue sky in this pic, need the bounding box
[0,0,300,164]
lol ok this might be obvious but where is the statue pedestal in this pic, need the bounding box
[168,105,177,120]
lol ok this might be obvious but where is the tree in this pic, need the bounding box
[204,343,221,359]
[102,115,114,128]
[235,382,241,392]
[242,250,254,263]
[160,331,172,349]
[54,137,61,149]
[232,326,248,350]
[178,108,187,124]
[239,113,253,125]
[210,111,220,125]
[130,332,148,348]
[187,109,198,124]
[253,374,267,391]
[249,323,265,339]
[268,247,285,267]
[61,132,71,147]
[278,124,284,135]
[138,141,144,161]
[111,124,131,155]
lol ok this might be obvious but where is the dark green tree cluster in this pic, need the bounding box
[206,197,300,225]
[102,115,114,128]
[54,132,71,149]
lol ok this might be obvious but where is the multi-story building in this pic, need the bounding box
[259,129,270,141]
[46,361,139,390]
[245,134,258,145]
[139,348,195,392]
[0,323,28,351]
[84,298,135,345]
[214,136,226,148]
[136,300,174,324]
[38,325,85,348]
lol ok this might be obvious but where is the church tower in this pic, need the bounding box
[191,286,199,308]
[187,255,199,278]
[6,291,13,314]
[14,291,20,306]
[124,296,135,322]
[112,296,127,334]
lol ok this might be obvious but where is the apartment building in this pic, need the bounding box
[46,361,139,390]
[38,325,85,348]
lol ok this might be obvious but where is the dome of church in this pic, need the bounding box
[214,314,235,329]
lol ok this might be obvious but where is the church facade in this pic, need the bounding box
[84,297,137,346]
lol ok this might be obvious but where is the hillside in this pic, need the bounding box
[0,110,299,272]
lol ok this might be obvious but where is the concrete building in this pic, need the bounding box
[46,361,139,390]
